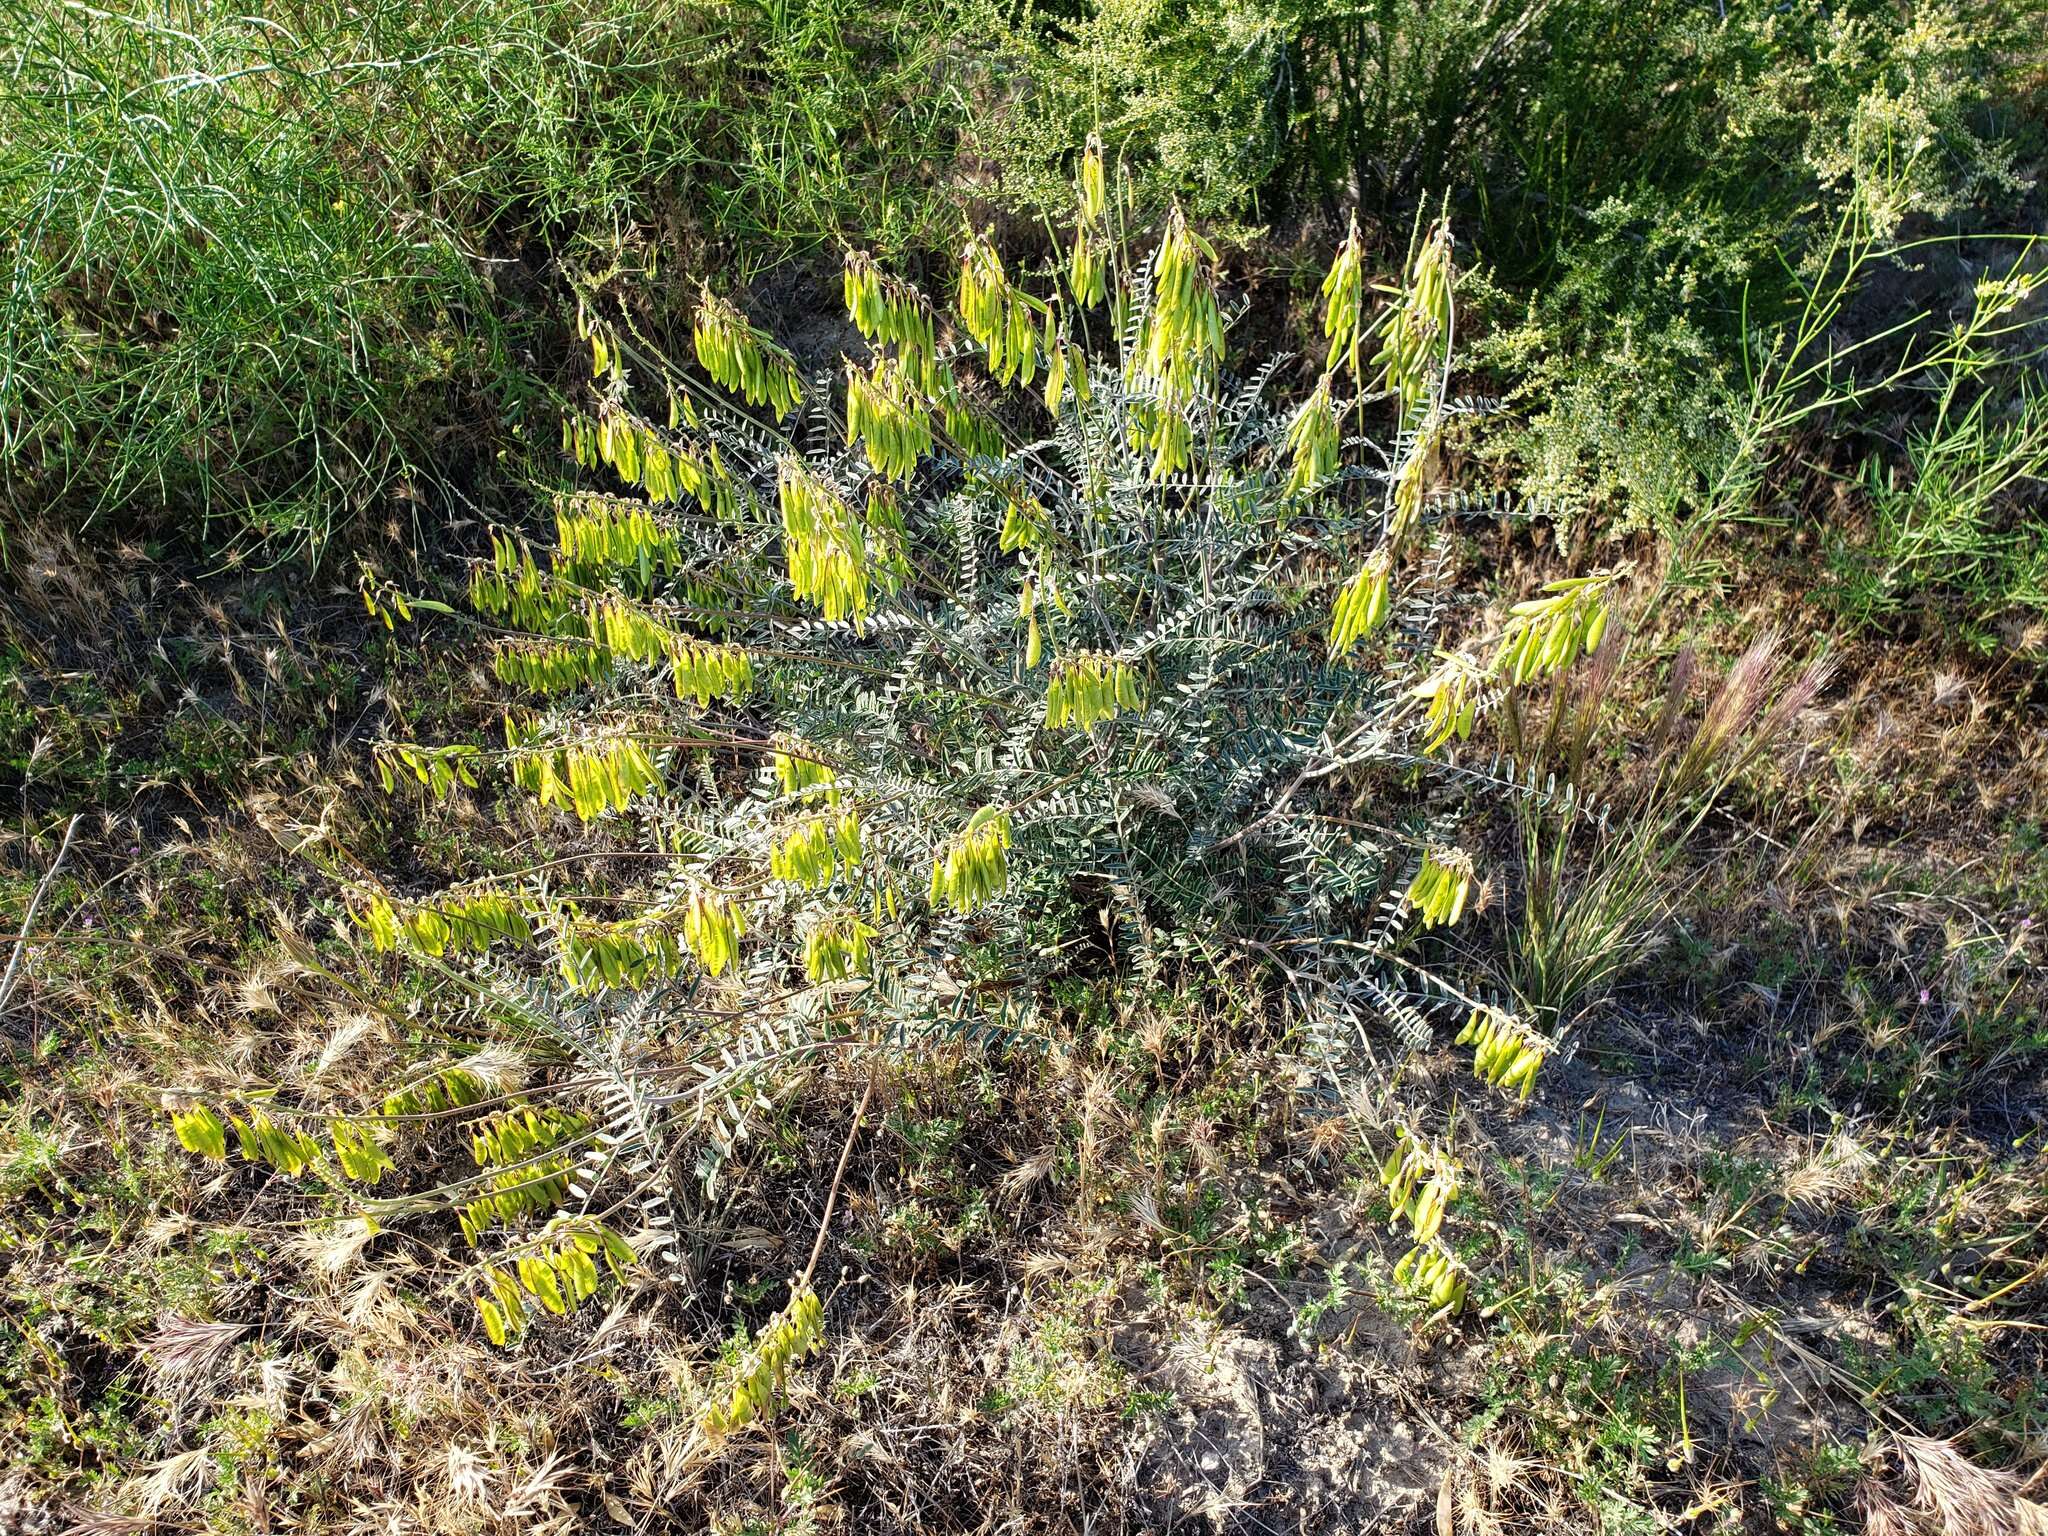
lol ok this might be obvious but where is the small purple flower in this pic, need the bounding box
[1918,988,1931,1006]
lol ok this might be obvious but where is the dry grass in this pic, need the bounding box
[3,498,2045,1536]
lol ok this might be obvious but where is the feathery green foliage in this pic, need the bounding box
[164,181,1641,1363]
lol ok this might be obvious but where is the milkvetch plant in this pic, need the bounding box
[1068,136,1110,309]
[1456,1004,1551,1099]
[1381,1123,1470,1316]
[1495,570,1620,684]
[1044,653,1143,731]
[165,168,1627,1381]
[693,287,803,416]
[1328,551,1393,655]
[1405,847,1474,929]
[699,1283,826,1439]
[846,355,933,482]
[1376,218,1454,437]
[1284,375,1343,499]
[1410,651,1487,750]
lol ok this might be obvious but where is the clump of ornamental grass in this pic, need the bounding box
[1502,624,1831,1034]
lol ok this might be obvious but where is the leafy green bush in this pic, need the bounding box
[965,0,1294,229]
[11,0,2029,565]
[1,2,485,550]
[1827,255,2048,641]
[0,0,977,554]
[971,0,2036,552]
[1460,0,2033,538]
[1839,386,2048,639]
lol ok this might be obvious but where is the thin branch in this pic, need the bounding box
[801,1072,876,1289]
[0,814,83,1017]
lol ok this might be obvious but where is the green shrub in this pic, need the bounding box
[6,0,2035,563]
[2,3,487,551]
[1826,256,2048,642]
[1460,0,2032,538]
[1837,387,2048,640]
[967,0,2035,552]
[964,0,1293,229]
[0,0,976,554]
